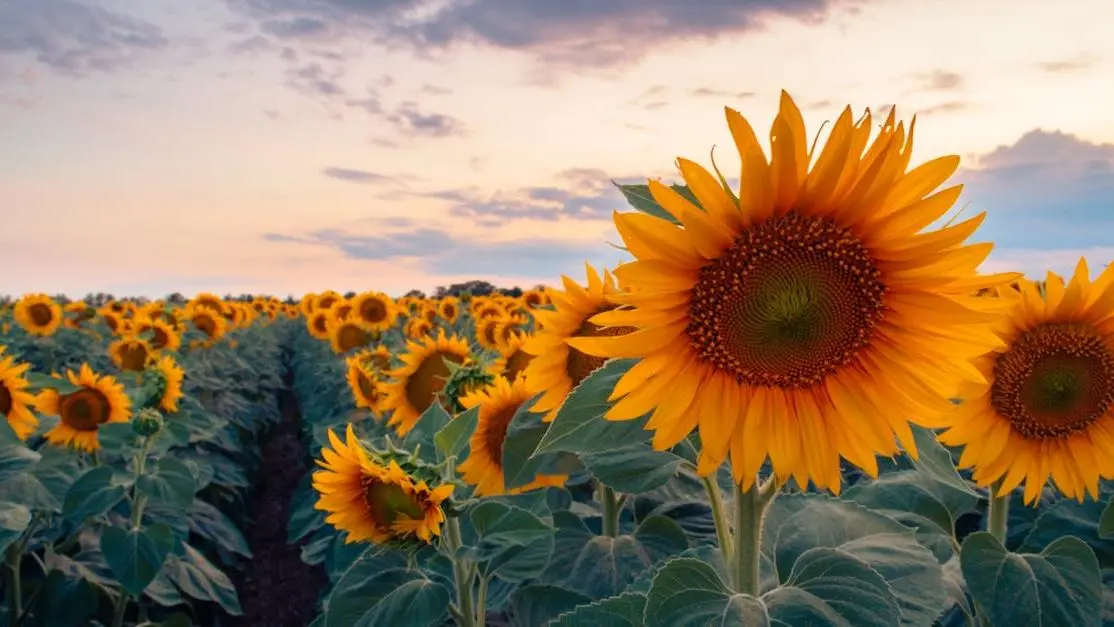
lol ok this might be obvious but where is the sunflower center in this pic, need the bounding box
[359,298,386,324]
[990,322,1114,440]
[483,403,522,467]
[336,324,370,353]
[481,321,500,347]
[118,342,151,372]
[312,315,328,334]
[566,311,636,386]
[404,351,465,415]
[0,382,12,415]
[150,326,170,350]
[28,303,54,326]
[363,478,424,526]
[59,388,111,431]
[687,211,886,389]
[442,304,457,320]
[357,370,380,404]
[502,349,533,382]
[194,315,216,337]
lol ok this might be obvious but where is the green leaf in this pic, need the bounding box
[63,466,126,522]
[763,547,903,627]
[581,446,683,494]
[325,551,450,627]
[0,471,60,512]
[163,543,242,615]
[643,557,769,627]
[614,182,696,224]
[532,359,652,456]
[909,425,979,497]
[502,396,578,491]
[961,531,1102,627]
[506,584,591,627]
[0,437,40,483]
[834,533,946,627]
[24,372,81,394]
[136,457,196,509]
[434,404,479,458]
[1020,497,1114,569]
[95,422,139,455]
[1099,499,1114,539]
[400,399,453,463]
[552,592,647,627]
[100,523,175,596]
[0,500,31,553]
[29,570,99,627]
[462,501,557,582]
[189,499,252,558]
[564,515,689,599]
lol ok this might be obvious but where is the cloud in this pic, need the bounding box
[0,0,167,76]
[1035,54,1100,73]
[914,70,964,91]
[385,101,466,137]
[958,129,1114,252]
[917,100,971,115]
[321,167,404,184]
[228,0,857,68]
[690,87,757,100]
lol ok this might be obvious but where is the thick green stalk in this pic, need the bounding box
[474,574,489,627]
[731,477,779,595]
[445,516,475,627]
[986,485,1010,544]
[599,484,620,538]
[111,436,153,626]
[700,472,733,561]
[5,547,21,625]
[109,592,128,627]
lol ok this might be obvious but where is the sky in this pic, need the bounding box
[1,0,1112,299]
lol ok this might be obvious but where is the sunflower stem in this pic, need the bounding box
[700,472,733,561]
[5,546,22,625]
[474,574,489,627]
[598,484,621,538]
[109,592,128,627]
[986,482,1010,544]
[731,476,779,595]
[444,515,475,627]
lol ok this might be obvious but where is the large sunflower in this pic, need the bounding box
[152,355,184,413]
[937,263,1114,504]
[567,92,1016,492]
[382,331,471,435]
[458,376,567,496]
[14,294,63,337]
[0,351,39,439]
[37,364,132,452]
[521,265,630,422]
[313,424,453,544]
[108,337,156,372]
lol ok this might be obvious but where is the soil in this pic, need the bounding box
[231,382,328,627]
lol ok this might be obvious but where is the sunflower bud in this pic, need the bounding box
[441,359,495,414]
[133,407,164,437]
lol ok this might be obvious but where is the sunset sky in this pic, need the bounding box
[2,0,1112,298]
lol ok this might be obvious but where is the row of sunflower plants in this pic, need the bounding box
[0,293,294,626]
[287,92,1113,627]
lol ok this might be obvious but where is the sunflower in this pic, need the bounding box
[0,351,39,439]
[313,424,454,544]
[475,314,507,352]
[355,345,393,373]
[37,364,131,451]
[522,288,550,309]
[382,331,471,435]
[521,265,629,422]
[307,310,331,340]
[185,307,227,343]
[566,92,1016,492]
[332,300,354,322]
[438,297,461,324]
[350,291,397,332]
[222,303,247,329]
[405,318,433,340]
[14,294,63,337]
[315,291,343,311]
[472,298,505,321]
[937,263,1114,504]
[108,337,156,372]
[346,356,385,412]
[490,333,535,383]
[188,293,226,314]
[152,355,184,413]
[495,313,529,351]
[63,302,95,329]
[136,318,181,351]
[458,376,567,496]
[329,317,372,354]
[300,293,318,317]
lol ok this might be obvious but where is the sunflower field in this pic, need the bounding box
[4,92,1114,627]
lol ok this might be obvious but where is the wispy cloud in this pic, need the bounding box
[321,167,405,185]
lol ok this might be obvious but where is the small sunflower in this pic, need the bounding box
[37,364,131,452]
[351,291,398,332]
[471,298,505,321]
[300,293,318,317]
[405,318,433,340]
[937,263,1114,504]
[521,265,630,422]
[313,424,454,544]
[63,302,96,329]
[475,314,507,352]
[14,294,63,337]
[188,293,226,314]
[307,310,331,340]
[136,318,181,351]
[108,337,156,372]
[490,333,534,383]
[382,331,471,435]
[346,356,385,412]
[521,288,550,309]
[494,313,529,351]
[315,291,343,311]
[566,92,1016,492]
[0,351,39,439]
[152,355,184,413]
[355,345,393,373]
[458,376,567,496]
[438,297,461,324]
[186,307,227,343]
[330,317,373,354]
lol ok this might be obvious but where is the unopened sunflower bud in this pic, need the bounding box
[133,407,164,437]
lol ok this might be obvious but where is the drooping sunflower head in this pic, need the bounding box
[150,355,184,414]
[382,331,471,436]
[474,313,508,352]
[100,310,124,335]
[313,424,454,544]
[221,302,247,329]
[37,364,131,452]
[494,313,529,352]
[405,318,433,340]
[108,337,156,372]
[458,376,567,496]
[520,264,630,422]
[14,294,63,337]
[0,353,39,439]
[437,297,461,324]
[490,333,535,383]
[63,302,96,329]
[939,262,1114,505]
[346,356,385,413]
[521,288,550,309]
[332,300,354,322]
[350,291,398,332]
[307,310,331,340]
[186,306,227,343]
[188,292,226,315]
[300,293,318,317]
[565,92,1018,493]
[136,317,181,351]
[329,316,373,354]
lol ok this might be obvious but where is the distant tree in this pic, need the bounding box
[403,289,426,299]
[344,291,356,299]
[166,292,186,304]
